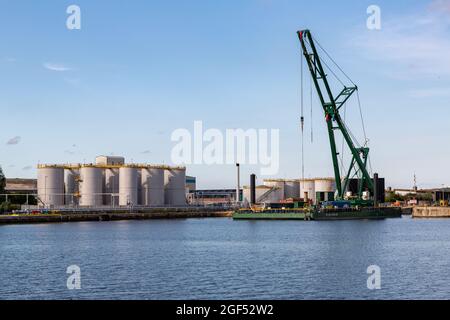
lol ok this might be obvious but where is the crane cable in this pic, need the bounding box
[319,56,346,87]
[339,102,347,175]
[313,35,370,153]
[310,35,366,153]
[310,74,314,143]
[301,49,305,133]
[356,90,368,146]
[307,34,375,183]
[356,89,373,176]
[312,35,356,87]
[304,37,313,143]
[301,54,305,182]
[304,36,345,87]
[302,36,314,144]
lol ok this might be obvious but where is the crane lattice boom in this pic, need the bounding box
[297,29,374,200]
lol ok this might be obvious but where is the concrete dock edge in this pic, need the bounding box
[413,206,450,218]
[0,209,233,225]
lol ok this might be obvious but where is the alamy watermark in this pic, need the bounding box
[66,5,81,30]
[171,121,280,175]
[367,5,381,30]
[67,265,81,290]
[367,265,381,290]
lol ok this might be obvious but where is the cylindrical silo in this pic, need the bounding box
[37,166,64,207]
[64,168,79,206]
[164,167,186,206]
[137,168,142,205]
[79,166,103,207]
[104,168,119,206]
[119,166,138,206]
[141,166,164,206]
[299,179,315,203]
[315,178,336,203]
[260,186,283,203]
[284,179,300,199]
[243,186,282,204]
[263,179,285,199]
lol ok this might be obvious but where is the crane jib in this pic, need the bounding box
[297,29,374,200]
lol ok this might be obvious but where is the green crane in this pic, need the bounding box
[297,29,374,200]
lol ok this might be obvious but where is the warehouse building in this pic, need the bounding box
[5,178,37,194]
[1,178,38,205]
[187,189,242,205]
[432,188,450,202]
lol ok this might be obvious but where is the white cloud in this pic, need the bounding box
[22,166,32,171]
[429,0,450,14]
[353,1,450,78]
[408,87,450,98]
[6,136,21,145]
[43,62,72,72]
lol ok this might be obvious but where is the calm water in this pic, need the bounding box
[1,216,450,300]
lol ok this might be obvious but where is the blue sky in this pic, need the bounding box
[1,0,449,189]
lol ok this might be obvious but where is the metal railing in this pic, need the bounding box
[1,192,238,213]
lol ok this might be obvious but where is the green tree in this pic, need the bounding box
[385,191,404,203]
[0,165,5,194]
[415,192,433,202]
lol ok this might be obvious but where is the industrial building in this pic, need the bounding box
[5,179,37,194]
[37,156,187,208]
[186,176,196,192]
[433,188,450,202]
[187,189,242,205]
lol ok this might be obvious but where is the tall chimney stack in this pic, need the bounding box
[250,174,256,205]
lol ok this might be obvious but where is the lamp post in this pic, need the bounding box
[236,163,240,206]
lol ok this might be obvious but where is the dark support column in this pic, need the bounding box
[250,174,256,205]
[373,173,379,207]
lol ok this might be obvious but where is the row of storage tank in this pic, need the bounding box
[37,165,186,207]
[243,178,336,204]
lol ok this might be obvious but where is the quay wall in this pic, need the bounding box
[0,208,232,225]
[413,207,450,218]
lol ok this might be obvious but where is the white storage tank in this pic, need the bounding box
[263,179,285,198]
[104,168,119,206]
[284,179,300,199]
[119,166,138,206]
[299,179,315,202]
[260,186,283,203]
[141,166,164,206]
[137,168,142,205]
[64,168,79,206]
[37,166,64,207]
[79,166,103,206]
[315,178,336,203]
[243,186,283,204]
[243,187,251,204]
[164,167,186,206]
